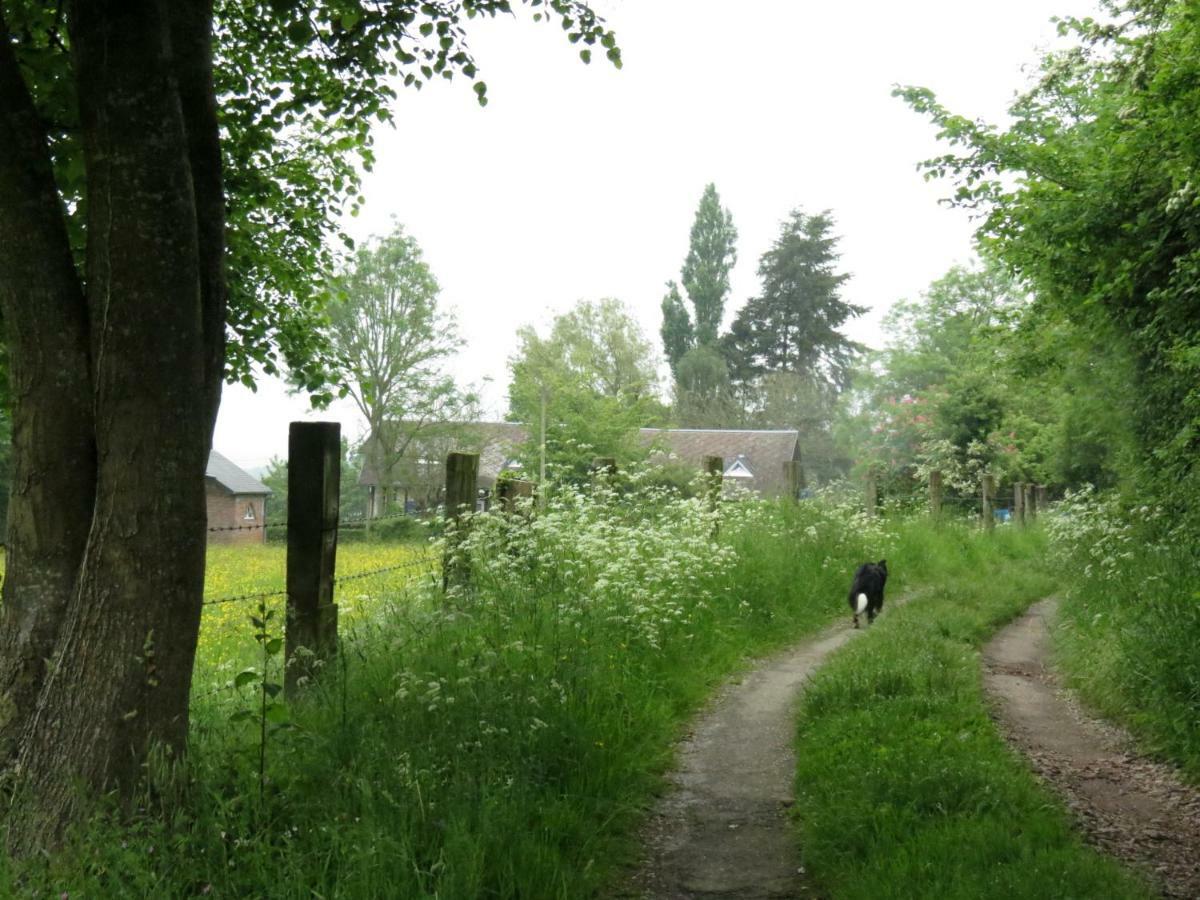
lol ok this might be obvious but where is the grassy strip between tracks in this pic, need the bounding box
[792,522,1153,900]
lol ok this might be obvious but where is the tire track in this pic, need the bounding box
[983,598,1200,898]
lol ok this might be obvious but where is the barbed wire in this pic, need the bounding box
[206,510,422,534]
[199,554,438,607]
[334,555,437,586]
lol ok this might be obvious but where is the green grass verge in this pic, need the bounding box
[3,497,890,898]
[792,522,1152,900]
[1053,545,1200,781]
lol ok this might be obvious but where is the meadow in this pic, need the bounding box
[195,540,437,688]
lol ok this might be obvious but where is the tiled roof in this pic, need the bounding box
[637,428,800,495]
[206,450,271,496]
[359,424,800,496]
[358,422,528,488]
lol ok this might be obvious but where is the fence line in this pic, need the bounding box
[201,554,436,608]
[205,510,419,536]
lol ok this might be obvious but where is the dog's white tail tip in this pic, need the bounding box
[855,593,868,614]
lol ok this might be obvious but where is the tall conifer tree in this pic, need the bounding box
[727,208,863,394]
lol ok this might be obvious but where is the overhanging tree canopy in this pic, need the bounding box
[0,0,618,852]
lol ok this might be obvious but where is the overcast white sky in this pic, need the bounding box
[213,0,1099,470]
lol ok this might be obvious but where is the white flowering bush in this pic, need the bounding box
[1043,484,1168,581]
[55,473,904,900]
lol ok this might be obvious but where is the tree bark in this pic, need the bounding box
[0,9,98,764]
[2,0,220,854]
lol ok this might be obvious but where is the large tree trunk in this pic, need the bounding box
[0,7,97,768]
[0,0,225,854]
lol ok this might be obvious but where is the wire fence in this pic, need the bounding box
[200,552,437,608]
[205,510,422,536]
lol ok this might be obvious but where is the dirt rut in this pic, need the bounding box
[627,615,874,899]
[984,598,1200,898]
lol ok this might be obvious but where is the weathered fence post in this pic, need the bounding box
[981,474,995,532]
[285,422,340,698]
[497,477,536,514]
[1025,482,1037,522]
[443,451,479,591]
[702,455,723,536]
[1035,484,1048,512]
[929,470,943,518]
[1014,480,1026,527]
[865,472,878,519]
[783,459,805,501]
[590,456,617,479]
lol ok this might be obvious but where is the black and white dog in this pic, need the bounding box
[848,560,888,628]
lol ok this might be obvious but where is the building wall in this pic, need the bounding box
[205,483,267,545]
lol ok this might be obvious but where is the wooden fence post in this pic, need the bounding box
[497,477,535,514]
[865,472,878,519]
[981,474,995,532]
[702,455,723,537]
[1035,484,1048,512]
[285,421,340,698]
[1014,481,1026,527]
[443,451,479,591]
[929,470,943,518]
[783,459,805,501]
[590,456,617,479]
[1025,482,1037,522]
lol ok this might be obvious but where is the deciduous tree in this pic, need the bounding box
[322,223,476,515]
[508,298,664,479]
[0,0,618,851]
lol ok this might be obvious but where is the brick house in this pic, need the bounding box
[205,450,271,544]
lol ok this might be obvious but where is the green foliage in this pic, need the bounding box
[3,0,620,396]
[260,438,369,532]
[837,262,1101,497]
[659,183,737,376]
[13,490,897,897]
[1047,489,1200,779]
[896,1,1200,512]
[322,222,477,496]
[672,343,737,427]
[793,522,1150,899]
[681,182,738,347]
[726,208,863,394]
[660,280,694,374]
[507,298,664,480]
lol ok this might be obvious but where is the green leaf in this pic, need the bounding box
[235,669,259,689]
[265,637,284,656]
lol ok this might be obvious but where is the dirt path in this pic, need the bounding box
[984,598,1200,898]
[626,613,874,899]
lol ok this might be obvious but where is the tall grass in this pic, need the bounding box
[1046,488,1200,779]
[791,521,1151,899]
[5,481,894,898]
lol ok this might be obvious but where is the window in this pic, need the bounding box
[243,503,256,521]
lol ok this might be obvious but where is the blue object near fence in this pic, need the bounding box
[995,508,1011,523]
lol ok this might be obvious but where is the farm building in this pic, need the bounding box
[205,450,271,544]
[358,423,806,510]
[638,428,803,497]
[359,422,527,515]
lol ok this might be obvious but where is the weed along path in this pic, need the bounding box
[984,599,1200,899]
[628,608,896,899]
